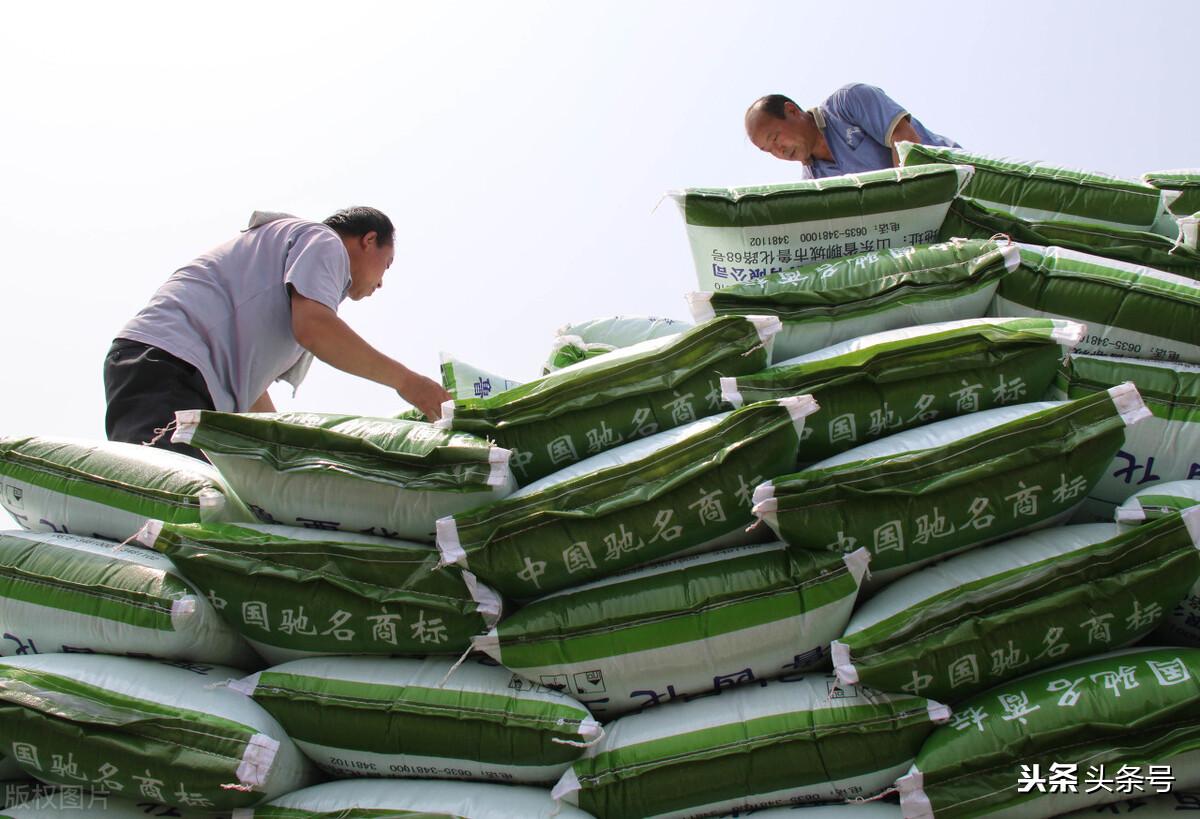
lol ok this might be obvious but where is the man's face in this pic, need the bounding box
[348,231,395,301]
[747,105,813,163]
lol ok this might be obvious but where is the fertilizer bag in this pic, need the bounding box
[897,646,1200,818]
[753,386,1149,581]
[0,436,248,543]
[437,396,818,600]
[672,163,973,291]
[137,521,501,664]
[173,411,515,542]
[553,674,948,819]
[832,513,1200,703]
[440,352,524,400]
[544,316,693,374]
[477,542,869,718]
[722,316,1082,463]
[234,655,598,784]
[689,238,1017,363]
[0,654,316,810]
[232,778,595,819]
[439,316,778,485]
[991,244,1200,364]
[0,530,258,667]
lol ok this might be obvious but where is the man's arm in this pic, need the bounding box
[889,116,922,167]
[290,290,451,420]
[249,391,276,413]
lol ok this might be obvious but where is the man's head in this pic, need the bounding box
[324,206,396,300]
[745,94,819,163]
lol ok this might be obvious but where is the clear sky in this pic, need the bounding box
[0,0,1195,514]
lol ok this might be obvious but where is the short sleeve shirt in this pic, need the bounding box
[118,212,351,412]
[807,83,959,179]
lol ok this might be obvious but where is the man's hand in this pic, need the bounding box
[889,116,922,167]
[398,373,453,421]
[290,289,451,420]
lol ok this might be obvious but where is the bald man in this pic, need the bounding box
[745,83,958,179]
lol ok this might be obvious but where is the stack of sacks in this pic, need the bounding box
[687,237,1018,363]
[898,142,1200,276]
[436,315,780,485]
[670,163,974,290]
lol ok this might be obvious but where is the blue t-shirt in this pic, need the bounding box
[807,83,958,179]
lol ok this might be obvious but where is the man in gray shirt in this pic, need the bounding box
[105,207,450,457]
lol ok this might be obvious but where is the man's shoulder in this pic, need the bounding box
[824,83,891,112]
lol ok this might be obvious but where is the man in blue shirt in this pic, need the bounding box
[744,83,959,179]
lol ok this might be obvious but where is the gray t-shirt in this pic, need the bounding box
[119,212,350,412]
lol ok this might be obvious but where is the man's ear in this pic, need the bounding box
[784,101,802,118]
[362,230,378,249]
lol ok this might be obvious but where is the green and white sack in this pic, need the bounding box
[753,386,1149,581]
[897,647,1200,819]
[899,142,1182,239]
[1054,355,1200,519]
[0,436,248,543]
[439,316,778,485]
[476,542,869,718]
[992,244,1200,364]
[723,316,1083,462]
[1117,480,1200,524]
[173,411,515,542]
[2,793,231,817]
[689,238,1018,364]
[233,778,596,819]
[0,654,317,810]
[544,316,693,374]
[437,396,818,600]
[832,513,1200,703]
[553,674,948,819]
[1143,168,1200,217]
[0,530,258,667]
[672,163,973,291]
[939,197,1200,278]
[137,521,500,664]
[234,656,598,784]
[440,353,523,400]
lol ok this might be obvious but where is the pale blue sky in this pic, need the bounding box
[0,0,1195,481]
